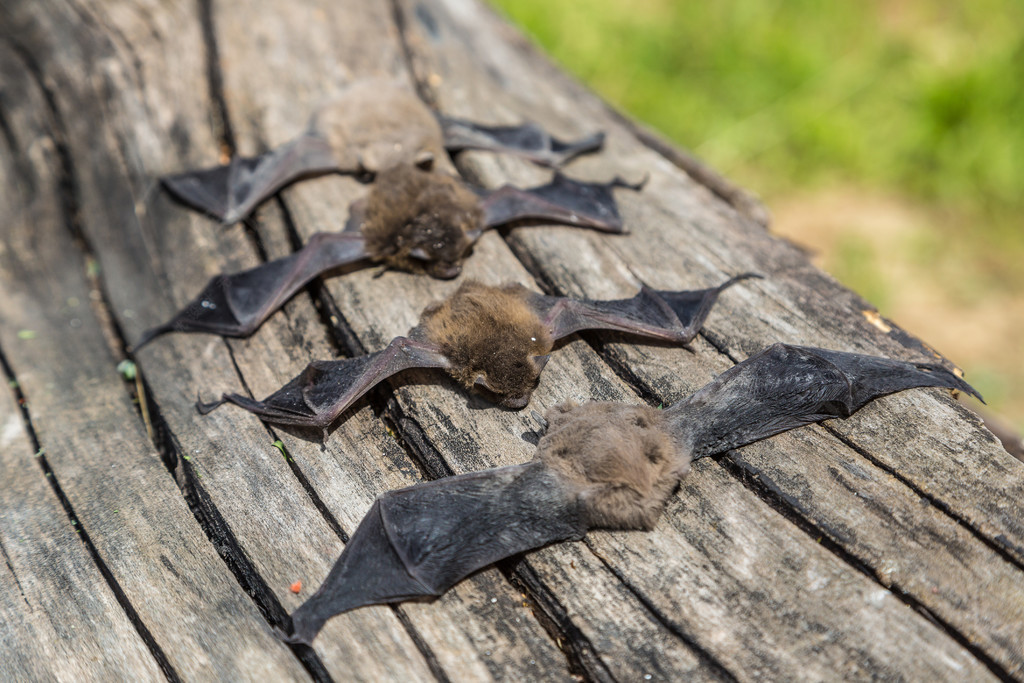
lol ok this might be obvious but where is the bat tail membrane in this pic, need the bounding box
[439,115,606,167]
[284,462,585,644]
[161,133,337,224]
[133,234,368,348]
[666,343,983,461]
[479,173,645,234]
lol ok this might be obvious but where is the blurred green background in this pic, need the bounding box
[492,0,1024,433]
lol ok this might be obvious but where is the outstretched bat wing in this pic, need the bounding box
[440,116,605,167]
[284,461,583,644]
[667,343,983,460]
[198,337,452,428]
[162,133,337,224]
[528,274,760,343]
[134,233,368,348]
[478,173,645,234]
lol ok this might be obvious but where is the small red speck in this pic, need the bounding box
[290,581,302,594]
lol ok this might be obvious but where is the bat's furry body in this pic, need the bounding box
[537,401,688,529]
[361,164,484,278]
[198,276,756,425]
[282,343,981,644]
[420,281,554,401]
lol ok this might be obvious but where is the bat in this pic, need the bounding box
[280,343,982,644]
[135,163,644,348]
[195,274,759,427]
[161,80,604,224]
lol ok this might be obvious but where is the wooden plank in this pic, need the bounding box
[2,0,1015,679]
[2,1,445,679]
[0,23,307,682]
[0,375,162,682]
[391,0,1017,678]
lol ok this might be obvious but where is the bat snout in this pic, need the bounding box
[499,393,532,410]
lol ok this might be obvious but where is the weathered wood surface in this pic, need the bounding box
[0,0,1021,681]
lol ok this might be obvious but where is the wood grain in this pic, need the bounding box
[0,0,1019,679]
[0,19,307,679]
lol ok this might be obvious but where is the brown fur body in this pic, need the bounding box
[315,81,445,173]
[420,281,553,406]
[536,401,690,530]
[362,164,483,278]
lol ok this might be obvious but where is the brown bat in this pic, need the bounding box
[161,80,604,224]
[136,163,644,349]
[197,274,759,427]
[278,343,982,644]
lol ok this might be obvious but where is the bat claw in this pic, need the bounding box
[195,394,227,414]
[613,173,649,192]
[272,623,307,645]
[132,324,172,352]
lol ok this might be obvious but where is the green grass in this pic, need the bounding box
[492,0,1024,218]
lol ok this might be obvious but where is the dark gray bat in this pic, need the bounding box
[196,275,758,427]
[136,164,643,349]
[161,80,604,224]
[281,343,981,644]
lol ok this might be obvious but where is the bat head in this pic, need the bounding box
[536,401,690,531]
[361,164,484,278]
[421,281,554,406]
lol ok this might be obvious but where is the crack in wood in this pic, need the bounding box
[580,538,737,683]
[196,0,235,155]
[140,393,336,682]
[0,536,31,612]
[388,0,438,109]
[821,421,1024,572]
[502,561,615,682]
[1,37,190,682]
[0,343,182,683]
[5,25,338,682]
[714,454,1016,683]
[219,335,351,543]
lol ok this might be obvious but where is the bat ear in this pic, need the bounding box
[532,355,551,372]
[408,246,432,261]
[414,151,435,170]
[474,374,497,392]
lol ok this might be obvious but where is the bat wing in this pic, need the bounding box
[529,273,760,343]
[667,343,983,460]
[161,133,337,224]
[197,336,452,428]
[284,460,584,644]
[440,116,605,167]
[134,233,368,348]
[477,173,645,235]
